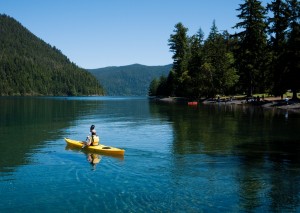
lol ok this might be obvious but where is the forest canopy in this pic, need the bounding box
[0,14,104,96]
[149,0,300,100]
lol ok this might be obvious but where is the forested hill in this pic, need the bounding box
[88,64,172,96]
[0,14,104,96]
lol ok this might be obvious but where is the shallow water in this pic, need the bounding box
[0,97,300,212]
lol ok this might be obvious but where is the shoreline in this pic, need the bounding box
[150,96,300,113]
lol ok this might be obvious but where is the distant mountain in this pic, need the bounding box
[0,14,104,96]
[88,64,172,96]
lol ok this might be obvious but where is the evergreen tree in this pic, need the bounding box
[267,0,290,97]
[188,29,205,99]
[203,21,219,96]
[166,70,176,96]
[148,78,160,96]
[233,0,268,97]
[168,23,190,96]
[156,76,169,96]
[286,0,300,99]
[204,21,238,97]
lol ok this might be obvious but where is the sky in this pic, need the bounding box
[0,0,270,69]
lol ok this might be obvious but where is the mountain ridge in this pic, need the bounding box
[93,63,170,69]
[0,14,104,96]
[88,64,172,96]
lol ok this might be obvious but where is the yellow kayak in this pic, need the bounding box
[64,138,125,156]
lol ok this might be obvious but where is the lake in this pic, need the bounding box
[0,96,300,212]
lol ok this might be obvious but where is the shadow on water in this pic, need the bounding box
[236,138,300,212]
[149,101,300,211]
[0,97,103,174]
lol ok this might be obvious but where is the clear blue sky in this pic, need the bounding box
[0,0,270,69]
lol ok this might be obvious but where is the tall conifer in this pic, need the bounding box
[286,0,300,99]
[168,23,190,96]
[233,0,268,96]
[204,21,238,96]
[267,0,289,97]
[188,29,205,99]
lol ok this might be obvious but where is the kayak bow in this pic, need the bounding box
[64,138,125,156]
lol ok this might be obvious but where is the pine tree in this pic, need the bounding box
[286,0,300,99]
[204,21,238,97]
[148,78,160,96]
[267,0,290,97]
[233,0,268,97]
[168,23,190,96]
[204,21,221,97]
[188,28,205,99]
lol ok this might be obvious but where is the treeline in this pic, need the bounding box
[149,0,300,100]
[0,14,104,96]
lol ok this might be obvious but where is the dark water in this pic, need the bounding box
[0,97,300,212]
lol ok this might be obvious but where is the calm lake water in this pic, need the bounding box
[0,97,300,212]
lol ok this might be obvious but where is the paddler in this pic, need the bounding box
[82,125,100,148]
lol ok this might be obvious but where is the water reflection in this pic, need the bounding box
[149,101,300,211]
[65,145,102,170]
[0,97,102,174]
[150,102,300,155]
[237,139,300,211]
[87,153,102,170]
[65,144,124,171]
[1,97,300,211]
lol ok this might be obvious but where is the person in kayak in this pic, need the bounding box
[83,125,100,148]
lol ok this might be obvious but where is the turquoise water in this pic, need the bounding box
[0,97,300,212]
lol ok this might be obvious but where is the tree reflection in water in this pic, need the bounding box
[149,101,300,211]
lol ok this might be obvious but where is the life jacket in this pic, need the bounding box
[91,135,100,146]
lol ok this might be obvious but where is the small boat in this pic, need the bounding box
[188,101,198,106]
[64,138,125,156]
[65,144,124,161]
